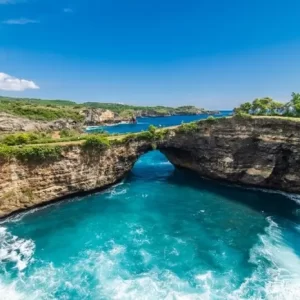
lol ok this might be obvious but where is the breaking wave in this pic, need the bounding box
[0,151,299,299]
[0,217,299,299]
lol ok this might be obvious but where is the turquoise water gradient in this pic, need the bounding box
[86,112,232,134]
[1,115,300,299]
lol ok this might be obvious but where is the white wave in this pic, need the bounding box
[0,282,27,300]
[0,227,37,299]
[158,161,172,166]
[0,205,49,224]
[255,188,300,205]
[130,227,144,235]
[140,249,152,264]
[230,217,300,300]
[103,181,125,193]
[0,226,35,272]
[195,271,213,299]
[109,188,127,197]
[102,121,131,127]
[204,177,300,206]
[237,185,300,205]
[109,245,126,256]
[0,217,300,300]
[93,251,206,300]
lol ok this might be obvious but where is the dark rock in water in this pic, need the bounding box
[130,116,137,123]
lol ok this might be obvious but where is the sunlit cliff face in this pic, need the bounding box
[1,117,300,218]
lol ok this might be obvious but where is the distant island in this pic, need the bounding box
[0,96,219,132]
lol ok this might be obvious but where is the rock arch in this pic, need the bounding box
[1,117,300,218]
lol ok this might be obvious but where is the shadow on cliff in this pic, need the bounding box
[164,167,300,223]
[127,150,300,223]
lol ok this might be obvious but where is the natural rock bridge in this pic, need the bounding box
[1,117,300,218]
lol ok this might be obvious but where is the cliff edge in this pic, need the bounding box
[1,117,299,218]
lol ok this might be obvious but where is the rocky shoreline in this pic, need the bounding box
[0,108,220,132]
[1,117,299,218]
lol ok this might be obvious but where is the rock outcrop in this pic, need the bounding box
[0,141,151,217]
[160,117,300,193]
[81,108,116,125]
[1,117,300,218]
[81,108,138,125]
[0,113,81,133]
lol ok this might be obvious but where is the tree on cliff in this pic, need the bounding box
[234,96,289,116]
[290,92,300,115]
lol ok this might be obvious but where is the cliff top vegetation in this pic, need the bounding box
[0,96,205,122]
[234,93,300,117]
[1,115,300,163]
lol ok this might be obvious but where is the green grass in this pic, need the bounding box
[0,98,84,122]
[0,144,63,162]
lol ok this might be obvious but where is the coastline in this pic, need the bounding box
[1,116,300,218]
[85,112,229,130]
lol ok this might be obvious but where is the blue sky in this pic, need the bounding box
[0,0,300,109]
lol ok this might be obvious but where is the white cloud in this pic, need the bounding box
[63,8,73,13]
[2,18,39,25]
[0,72,39,91]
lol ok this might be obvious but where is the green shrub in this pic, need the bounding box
[206,116,217,123]
[148,125,156,135]
[0,144,62,161]
[135,131,153,141]
[59,129,76,138]
[83,136,110,150]
[1,133,40,146]
[16,145,62,161]
[177,122,198,133]
[0,145,13,160]
[117,128,170,145]
[153,129,169,141]
[234,111,252,119]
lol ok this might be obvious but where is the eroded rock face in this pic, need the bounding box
[160,117,300,193]
[0,141,151,217]
[81,108,116,125]
[0,113,81,132]
[81,108,136,125]
[1,117,300,218]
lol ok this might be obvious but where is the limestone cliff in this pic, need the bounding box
[160,117,300,193]
[1,117,300,218]
[81,108,116,125]
[0,141,151,217]
[0,113,81,132]
[81,108,136,125]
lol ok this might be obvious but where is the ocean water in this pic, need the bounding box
[1,114,300,299]
[86,112,232,134]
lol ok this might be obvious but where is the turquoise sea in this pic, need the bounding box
[1,114,300,299]
[86,112,232,134]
